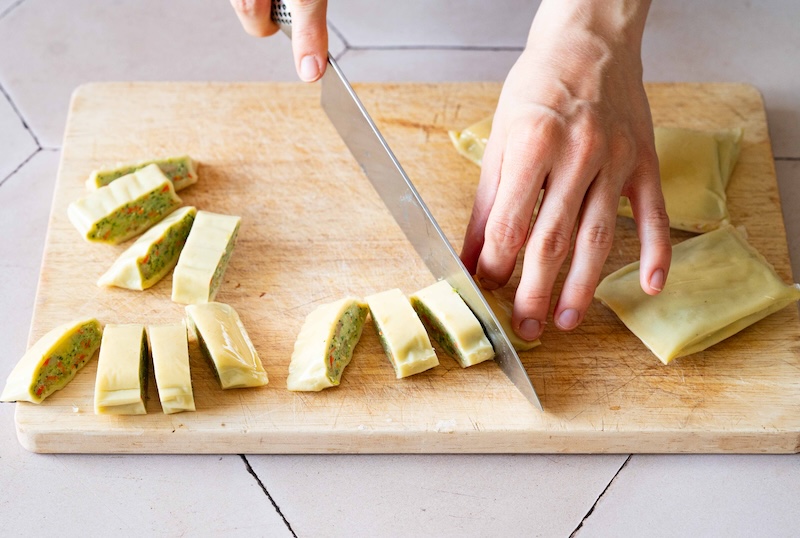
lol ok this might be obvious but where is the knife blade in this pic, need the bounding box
[271,2,542,410]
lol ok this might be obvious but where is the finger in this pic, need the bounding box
[461,132,505,274]
[475,122,555,290]
[626,156,672,295]
[553,173,620,330]
[512,168,592,341]
[230,0,279,37]
[288,0,329,82]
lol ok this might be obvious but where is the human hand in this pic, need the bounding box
[461,0,671,342]
[230,0,329,82]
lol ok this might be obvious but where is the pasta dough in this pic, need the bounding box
[448,118,743,233]
[410,280,494,367]
[87,155,198,191]
[97,206,196,290]
[148,322,195,414]
[474,278,541,352]
[94,324,148,415]
[1,318,103,403]
[365,288,439,378]
[287,297,369,391]
[448,115,492,166]
[618,127,743,233]
[185,302,268,389]
[595,225,800,364]
[68,164,182,244]
[171,211,241,304]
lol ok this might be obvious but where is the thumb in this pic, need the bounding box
[288,0,329,82]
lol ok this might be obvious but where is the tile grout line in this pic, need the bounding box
[775,157,800,161]
[240,455,298,538]
[327,19,350,63]
[0,0,26,20]
[334,48,349,63]
[568,454,633,538]
[0,80,42,148]
[0,147,41,188]
[327,19,350,49]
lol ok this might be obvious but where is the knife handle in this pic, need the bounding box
[271,0,293,38]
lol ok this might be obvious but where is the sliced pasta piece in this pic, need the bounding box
[94,324,148,415]
[1,318,103,403]
[185,302,268,389]
[148,322,195,414]
[410,280,494,367]
[365,288,439,378]
[98,206,196,290]
[287,297,368,391]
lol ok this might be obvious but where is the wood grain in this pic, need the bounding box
[14,82,800,453]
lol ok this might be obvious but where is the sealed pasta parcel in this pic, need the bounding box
[595,225,800,364]
[448,118,744,234]
[617,126,743,233]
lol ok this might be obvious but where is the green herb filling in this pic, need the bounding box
[325,304,368,385]
[30,321,102,400]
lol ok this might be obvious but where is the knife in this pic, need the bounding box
[271,1,542,410]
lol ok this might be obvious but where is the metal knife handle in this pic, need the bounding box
[271,0,293,38]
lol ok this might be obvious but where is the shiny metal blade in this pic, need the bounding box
[320,56,542,410]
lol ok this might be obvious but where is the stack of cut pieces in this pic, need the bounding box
[286,280,539,392]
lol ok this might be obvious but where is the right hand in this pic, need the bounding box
[230,0,329,82]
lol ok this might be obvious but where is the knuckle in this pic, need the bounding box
[230,0,263,17]
[514,287,553,318]
[485,215,529,252]
[531,226,572,264]
[569,124,607,170]
[508,116,560,154]
[567,281,600,302]
[642,204,670,230]
[579,222,615,253]
[639,147,659,171]
[293,25,325,42]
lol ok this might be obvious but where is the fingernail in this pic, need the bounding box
[519,319,541,341]
[649,269,665,292]
[300,55,320,82]
[556,308,579,331]
[479,278,499,291]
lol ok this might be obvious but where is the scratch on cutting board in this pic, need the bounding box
[331,397,347,429]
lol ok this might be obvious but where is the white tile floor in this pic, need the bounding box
[0,88,37,182]
[248,454,628,537]
[1,1,799,536]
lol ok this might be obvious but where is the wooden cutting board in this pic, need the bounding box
[14,82,800,454]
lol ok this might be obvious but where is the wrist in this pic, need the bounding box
[530,0,651,52]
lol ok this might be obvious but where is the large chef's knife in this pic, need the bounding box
[271,1,542,410]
